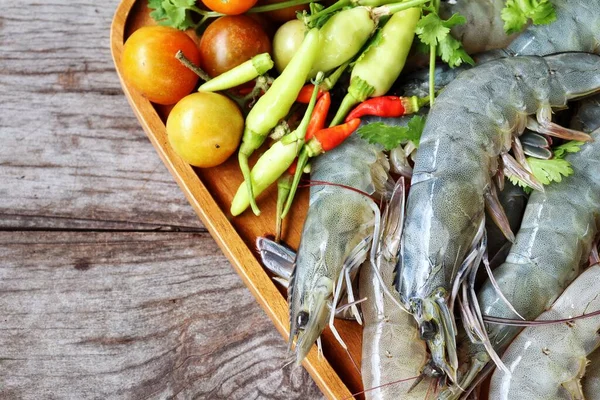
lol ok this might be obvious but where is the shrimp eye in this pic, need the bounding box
[419,320,438,340]
[297,311,309,329]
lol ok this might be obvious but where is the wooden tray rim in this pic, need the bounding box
[109,2,353,398]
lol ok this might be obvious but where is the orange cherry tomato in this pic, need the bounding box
[201,0,258,15]
[121,26,201,105]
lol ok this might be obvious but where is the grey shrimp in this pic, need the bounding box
[396,53,600,382]
[442,95,600,399]
[360,179,436,399]
[583,347,600,400]
[488,264,600,399]
[287,134,394,364]
[400,0,600,97]
[439,0,516,55]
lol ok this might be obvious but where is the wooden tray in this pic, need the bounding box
[110,1,364,398]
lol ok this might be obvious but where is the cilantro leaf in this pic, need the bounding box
[443,13,467,29]
[356,116,425,151]
[416,13,450,46]
[148,0,196,30]
[528,157,573,185]
[508,175,533,194]
[501,0,557,35]
[552,140,584,159]
[437,36,474,68]
[416,11,473,69]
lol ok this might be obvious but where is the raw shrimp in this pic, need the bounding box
[360,179,436,399]
[441,95,600,399]
[288,134,394,364]
[583,347,600,400]
[396,53,600,382]
[485,181,528,265]
[488,264,600,399]
[400,0,600,97]
[439,0,516,55]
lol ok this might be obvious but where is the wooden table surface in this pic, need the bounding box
[0,1,323,398]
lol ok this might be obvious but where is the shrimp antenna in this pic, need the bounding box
[299,179,377,203]
[342,375,422,400]
[483,307,600,326]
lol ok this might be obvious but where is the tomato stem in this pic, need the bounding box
[176,50,211,82]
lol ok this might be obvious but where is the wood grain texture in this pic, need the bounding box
[0,0,323,397]
[0,0,202,230]
[0,232,322,399]
[110,0,362,397]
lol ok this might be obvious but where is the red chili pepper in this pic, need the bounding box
[287,158,298,175]
[305,92,331,141]
[345,96,421,122]
[296,84,325,104]
[307,118,361,154]
[281,118,361,219]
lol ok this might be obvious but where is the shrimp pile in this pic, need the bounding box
[440,95,600,399]
[252,1,600,398]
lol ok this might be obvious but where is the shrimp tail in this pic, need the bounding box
[256,236,294,283]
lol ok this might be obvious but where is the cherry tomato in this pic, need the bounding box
[166,92,244,168]
[201,0,257,15]
[199,16,271,78]
[272,19,306,73]
[261,0,309,23]
[121,26,201,105]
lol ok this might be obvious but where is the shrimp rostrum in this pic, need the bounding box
[396,53,600,382]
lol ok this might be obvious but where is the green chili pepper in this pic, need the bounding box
[308,7,376,77]
[329,7,423,126]
[238,28,320,216]
[231,74,323,217]
[198,53,273,93]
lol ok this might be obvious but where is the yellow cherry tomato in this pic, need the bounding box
[166,92,243,168]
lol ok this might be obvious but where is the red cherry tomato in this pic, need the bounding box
[199,16,272,78]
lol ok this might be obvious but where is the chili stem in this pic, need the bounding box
[322,61,350,91]
[248,0,315,13]
[304,0,351,24]
[176,51,211,82]
[372,0,429,18]
[275,174,293,243]
[281,148,309,219]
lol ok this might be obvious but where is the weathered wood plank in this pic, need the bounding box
[0,231,322,399]
[0,0,202,230]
